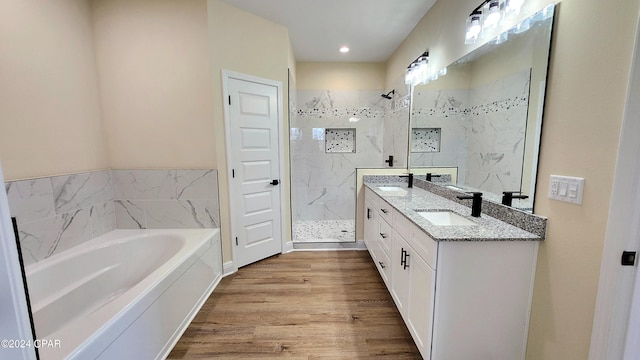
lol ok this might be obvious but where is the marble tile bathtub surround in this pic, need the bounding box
[4,169,221,266]
[112,169,220,230]
[5,170,115,266]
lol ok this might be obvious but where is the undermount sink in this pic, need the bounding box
[377,186,408,196]
[416,210,476,226]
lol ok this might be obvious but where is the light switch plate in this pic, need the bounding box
[548,175,585,205]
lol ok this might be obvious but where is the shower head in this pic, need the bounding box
[381,90,395,99]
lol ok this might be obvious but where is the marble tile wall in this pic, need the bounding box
[410,88,470,185]
[112,169,220,230]
[291,89,385,222]
[465,69,531,194]
[5,170,115,266]
[4,169,220,266]
[410,69,531,193]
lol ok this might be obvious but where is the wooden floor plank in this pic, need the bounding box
[168,251,422,359]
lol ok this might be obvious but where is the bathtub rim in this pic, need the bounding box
[32,228,219,360]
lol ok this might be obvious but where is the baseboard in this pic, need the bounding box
[292,240,367,251]
[283,241,294,253]
[222,261,235,277]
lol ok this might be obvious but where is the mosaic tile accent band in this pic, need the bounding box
[297,108,385,119]
[411,95,530,118]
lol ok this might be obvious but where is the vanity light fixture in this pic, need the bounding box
[405,52,430,86]
[339,46,350,53]
[464,0,527,44]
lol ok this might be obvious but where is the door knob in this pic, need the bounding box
[270,179,279,185]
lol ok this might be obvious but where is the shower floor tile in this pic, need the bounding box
[293,220,354,243]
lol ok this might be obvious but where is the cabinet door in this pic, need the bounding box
[391,231,410,319]
[407,252,435,359]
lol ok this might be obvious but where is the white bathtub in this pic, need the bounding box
[25,229,222,360]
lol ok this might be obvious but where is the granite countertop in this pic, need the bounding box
[365,183,542,242]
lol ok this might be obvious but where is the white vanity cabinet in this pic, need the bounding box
[364,186,539,360]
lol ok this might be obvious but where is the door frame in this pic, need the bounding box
[0,164,37,360]
[589,10,640,359]
[221,70,286,272]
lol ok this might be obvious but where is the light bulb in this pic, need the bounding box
[465,14,482,44]
[483,1,502,29]
[506,0,524,16]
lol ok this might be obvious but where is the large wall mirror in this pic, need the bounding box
[409,5,555,212]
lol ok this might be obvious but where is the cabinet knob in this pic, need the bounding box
[380,233,388,239]
[380,208,388,214]
[378,261,386,269]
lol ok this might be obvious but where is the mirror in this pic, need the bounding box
[409,5,555,212]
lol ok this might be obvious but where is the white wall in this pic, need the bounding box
[92,0,217,170]
[0,0,108,181]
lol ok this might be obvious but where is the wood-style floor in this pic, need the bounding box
[168,251,422,359]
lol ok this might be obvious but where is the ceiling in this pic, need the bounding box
[222,0,437,63]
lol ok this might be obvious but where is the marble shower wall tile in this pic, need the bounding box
[465,70,531,193]
[5,170,115,266]
[292,89,385,224]
[410,70,531,195]
[112,169,220,229]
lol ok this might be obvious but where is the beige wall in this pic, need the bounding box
[0,0,109,181]
[92,0,217,170]
[297,62,386,90]
[207,0,292,262]
[389,0,640,358]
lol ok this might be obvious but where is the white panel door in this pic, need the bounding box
[228,76,282,268]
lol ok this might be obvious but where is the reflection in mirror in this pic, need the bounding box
[409,5,555,212]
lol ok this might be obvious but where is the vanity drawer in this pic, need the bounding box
[365,187,381,210]
[374,244,392,287]
[379,217,392,256]
[408,223,438,269]
[393,208,412,242]
[378,199,393,225]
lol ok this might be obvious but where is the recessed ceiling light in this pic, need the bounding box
[339,46,350,53]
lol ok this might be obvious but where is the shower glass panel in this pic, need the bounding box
[289,79,389,242]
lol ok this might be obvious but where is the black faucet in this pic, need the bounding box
[457,192,483,217]
[426,173,442,182]
[400,173,414,188]
[502,191,529,206]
